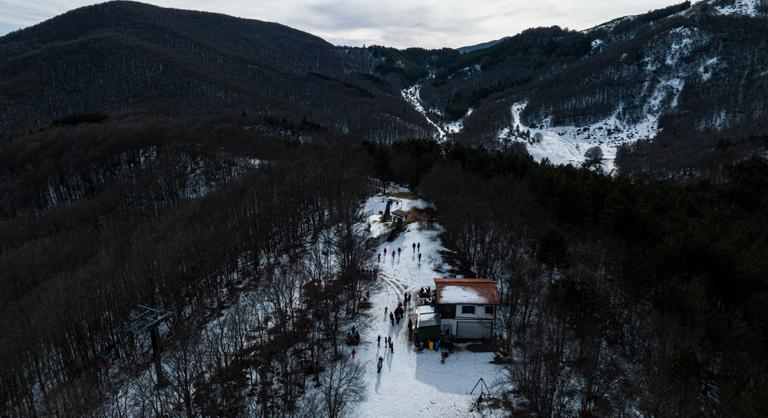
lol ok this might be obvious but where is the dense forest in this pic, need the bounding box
[2,113,768,416]
[366,140,768,416]
[0,117,381,416]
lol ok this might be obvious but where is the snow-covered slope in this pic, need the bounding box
[709,0,763,16]
[355,190,502,417]
[497,23,725,172]
[402,84,470,142]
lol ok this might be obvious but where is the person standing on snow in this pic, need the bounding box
[417,242,420,251]
[378,253,381,262]
[377,356,383,373]
[377,335,381,347]
[412,243,416,251]
[351,349,356,359]
[390,312,395,325]
[389,341,394,353]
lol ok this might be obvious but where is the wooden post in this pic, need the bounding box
[150,326,168,387]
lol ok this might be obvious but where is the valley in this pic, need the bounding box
[1,1,768,417]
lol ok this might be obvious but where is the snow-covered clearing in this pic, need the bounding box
[498,100,666,173]
[500,60,689,173]
[353,190,502,417]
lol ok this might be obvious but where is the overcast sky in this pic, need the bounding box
[0,0,679,48]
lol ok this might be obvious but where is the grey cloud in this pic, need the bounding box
[0,0,678,48]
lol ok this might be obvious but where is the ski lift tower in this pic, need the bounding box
[129,304,174,387]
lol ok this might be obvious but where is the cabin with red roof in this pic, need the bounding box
[391,209,407,229]
[434,278,500,341]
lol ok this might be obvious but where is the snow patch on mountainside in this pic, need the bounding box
[584,15,636,33]
[499,23,718,172]
[712,0,761,16]
[499,79,684,173]
[402,85,470,142]
[698,57,719,82]
[665,27,696,66]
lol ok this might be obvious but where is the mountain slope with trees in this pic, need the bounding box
[0,1,430,140]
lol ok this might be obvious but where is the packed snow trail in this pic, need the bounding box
[354,190,501,417]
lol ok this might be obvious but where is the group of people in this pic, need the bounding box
[377,335,395,353]
[346,326,361,346]
[377,242,423,263]
[388,301,405,325]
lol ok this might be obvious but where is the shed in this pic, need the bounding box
[391,209,407,229]
[416,308,441,340]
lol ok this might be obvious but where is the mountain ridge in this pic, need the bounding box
[1,0,767,176]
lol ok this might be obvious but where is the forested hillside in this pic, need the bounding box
[0,116,381,416]
[0,1,429,141]
[366,140,768,416]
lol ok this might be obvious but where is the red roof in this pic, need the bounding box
[391,209,408,218]
[434,278,500,305]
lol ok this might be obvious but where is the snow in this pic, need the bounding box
[401,84,471,142]
[439,285,486,304]
[449,64,482,80]
[353,190,503,417]
[501,22,708,173]
[417,305,436,315]
[418,312,440,327]
[712,0,760,16]
[499,98,670,173]
[665,27,695,66]
[583,15,636,33]
[698,57,718,82]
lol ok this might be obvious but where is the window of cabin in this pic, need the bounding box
[461,305,475,314]
[485,306,495,315]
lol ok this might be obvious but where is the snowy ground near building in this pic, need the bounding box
[353,191,503,417]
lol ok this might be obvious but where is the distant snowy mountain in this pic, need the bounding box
[703,0,764,16]
[2,0,766,173]
[393,0,768,172]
